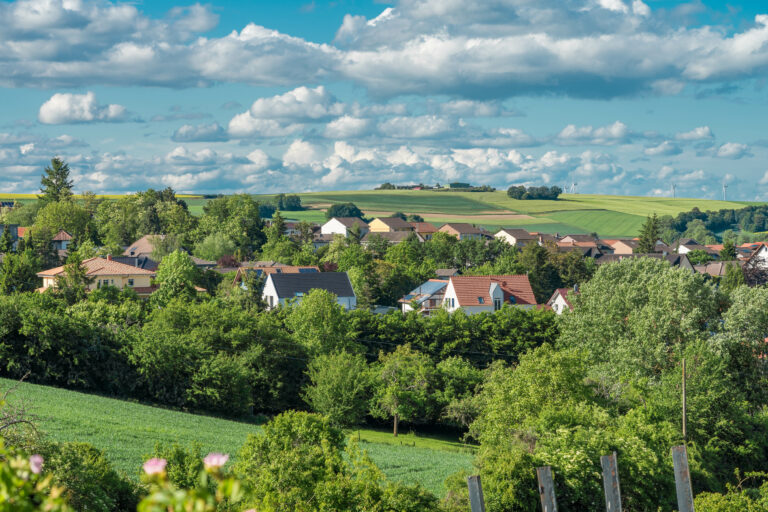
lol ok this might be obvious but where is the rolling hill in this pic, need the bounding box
[1,190,756,237]
[262,190,754,237]
[0,378,473,496]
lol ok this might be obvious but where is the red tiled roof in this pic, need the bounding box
[439,223,483,234]
[52,230,72,241]
[123,234,165,256]
[547,288,576,309]
[450,275,536,306]
[409,222,438,233]
[37,257,156,278]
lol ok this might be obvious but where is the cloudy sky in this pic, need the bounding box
[2,0,768,199]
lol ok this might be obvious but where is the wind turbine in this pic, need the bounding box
[570,182,578,194]
[722,182,728,201]
[672,183,676,199]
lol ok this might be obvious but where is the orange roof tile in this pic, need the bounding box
[37,257,156,278]
[52,230,72,241]
[450,275,536,306]
[409,222,438,233]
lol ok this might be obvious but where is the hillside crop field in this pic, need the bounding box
[259,190,754,237]
[0,378,473,496]
[1,191,757,237]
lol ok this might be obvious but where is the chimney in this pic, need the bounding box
[107,254,112,261]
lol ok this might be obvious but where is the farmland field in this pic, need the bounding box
[258,190,755,237]
[0,190,760,237]
[0,378,473,496]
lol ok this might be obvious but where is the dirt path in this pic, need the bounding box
[361,210,535,221]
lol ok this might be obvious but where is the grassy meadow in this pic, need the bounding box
[0,378,474,496]
[1,190,757,237]
[265,190,752,237]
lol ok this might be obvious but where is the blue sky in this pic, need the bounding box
[2,0,768,199]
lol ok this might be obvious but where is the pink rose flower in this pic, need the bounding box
[143,458,167,475]
[203,452,229,470]
[29,454,43,475]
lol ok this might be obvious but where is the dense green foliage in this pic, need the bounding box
[326,202,364,219]
[506,185,562,200]
[441,259,768,511]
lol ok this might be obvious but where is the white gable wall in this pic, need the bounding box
[321,218,349,236]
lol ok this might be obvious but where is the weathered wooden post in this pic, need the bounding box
[600,451,622,512]
[536,466,558,512]
[671,445,695,512]
[467,475,486,512]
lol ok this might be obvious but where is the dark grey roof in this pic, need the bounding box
[595,253,693,270]
[269,272,355,299]
[110,255,159,271]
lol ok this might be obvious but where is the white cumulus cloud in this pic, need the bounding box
[38,92,131,124]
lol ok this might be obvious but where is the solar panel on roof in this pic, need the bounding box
[298,268,319,273]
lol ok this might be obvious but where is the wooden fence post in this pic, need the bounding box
[600,451,622,512]
[536,466,558,512]
[671,445,695,512]
[467,475,486,512]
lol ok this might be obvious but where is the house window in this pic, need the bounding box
[450,298,455,308]
[128,279,134,287]
[478,297,484,304]
[494,298,501,310]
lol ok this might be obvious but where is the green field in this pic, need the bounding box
[258,190,755,237]
[0,378,473,496]
[1,190,759,237]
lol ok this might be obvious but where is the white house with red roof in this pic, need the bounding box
[547,288,577,314]
[441,275,536,314]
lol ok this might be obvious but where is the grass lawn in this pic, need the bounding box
[0,378,473,496]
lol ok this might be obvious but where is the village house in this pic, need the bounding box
[262,272,357,310]
[595,253,694,271]
[51,230,73,251]
[495,228,537,247]
[398,279,448,315]
[556,240,602,258]
[368,217,414,233]
[441,275,536,314]
[560,234,595,244]
[0,224,19,250]
[547,287,577,314]
[36,256,156,297]
[361,231,424,245]
[320,217,369,237]
[746,244,768,268]
[109,255,159,271]
[438,223,486,240]
[409,222,438,240]
[123,234,163,258]
[232,265,320,286]
[676,238,718,257]
[694,261,744,278]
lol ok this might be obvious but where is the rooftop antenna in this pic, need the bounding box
[722,182,728,201]
[672,183,676,199]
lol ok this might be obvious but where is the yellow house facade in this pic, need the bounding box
[368,217,414,233]
[37,256,156,295]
